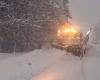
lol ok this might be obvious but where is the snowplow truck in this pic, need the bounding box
[52,23,91,57]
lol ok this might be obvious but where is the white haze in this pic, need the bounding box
[70,0,100,32]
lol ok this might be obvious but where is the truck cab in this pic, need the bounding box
[52,23,91,57]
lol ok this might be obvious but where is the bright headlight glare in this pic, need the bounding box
[71,29,77,33]
[63,29,77,33]
[63,29,70,33]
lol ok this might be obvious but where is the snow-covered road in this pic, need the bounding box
[0,49,65,80]
[0,44,100,80]
[31,44,100,80]
[31,56,82,80]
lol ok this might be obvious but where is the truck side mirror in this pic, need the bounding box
[84,28,92,44]
[86,28,92,35]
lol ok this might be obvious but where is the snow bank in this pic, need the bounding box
[83,57,100,80]
[0,53,14,61]
[0,48,65,80]
[83,45,100,80]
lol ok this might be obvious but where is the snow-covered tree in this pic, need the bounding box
[0,0,71,53]
[91,24,100,44]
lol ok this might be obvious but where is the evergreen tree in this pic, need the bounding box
[44,0,72,48]
[0,0,71,53]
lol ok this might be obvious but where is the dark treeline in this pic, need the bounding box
[0,0,71,53]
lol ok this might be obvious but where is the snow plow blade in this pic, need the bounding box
[52,42,82,57]
[52,22,92,57]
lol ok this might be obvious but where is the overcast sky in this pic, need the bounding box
[69,0,100,31]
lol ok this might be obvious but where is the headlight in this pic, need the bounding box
[70,29,77,33]
[63,29,77,33]
[63,29,70,33]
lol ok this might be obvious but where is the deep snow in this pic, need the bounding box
[31,44,100,80]
[0,44,100,80]
[0,48,66,80]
